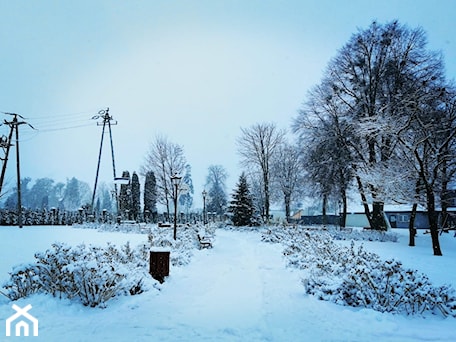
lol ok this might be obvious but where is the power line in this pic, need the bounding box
[30,109,98,120]
[1,109,98,134]
[35,123,94,132]
[11,109,99,122]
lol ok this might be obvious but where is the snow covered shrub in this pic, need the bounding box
[282,230,346,271]
[262,227,456,317]
[303,242,456,317]
[68,260,126,307]
[261,228,289,243]
[327,227,399,242]
[1,264,41,300]
[2,242,152,307]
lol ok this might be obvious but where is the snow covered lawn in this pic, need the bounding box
[0,225,455,341]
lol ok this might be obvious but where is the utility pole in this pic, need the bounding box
[91,108,119,215]
[1,113,34,228]
[0,125,14,196]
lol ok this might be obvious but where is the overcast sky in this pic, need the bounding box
[0,0,455,207]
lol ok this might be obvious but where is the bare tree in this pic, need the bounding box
[142,135,186,217]
[396,86,456,255]
[237,122,285,222]
[246,171,265,219]
[293,83,355,227]
[300,21,446,232]
[205,165,228,215]
[271,142,304,222]
[295,20,454,254]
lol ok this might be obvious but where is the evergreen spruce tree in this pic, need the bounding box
[119,171,131,219]
[229,173,254,226]
[131,172,141,221]
[143,171,158,222]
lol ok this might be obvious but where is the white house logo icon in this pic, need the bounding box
[5,304,38,337]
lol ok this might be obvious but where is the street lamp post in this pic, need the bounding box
[202,190,207,225]
[171,174,182,240]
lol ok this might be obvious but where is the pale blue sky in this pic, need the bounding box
[0,0,455,206]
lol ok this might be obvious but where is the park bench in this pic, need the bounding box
[197,234,212,249]
[424,227,456,236]
[119,220,140,228]
[121,220,137,225]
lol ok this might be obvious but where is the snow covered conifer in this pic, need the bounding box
[131,172,141,221]
[143,171,158,222]
[229,172,254,226]
[118,171,131,219]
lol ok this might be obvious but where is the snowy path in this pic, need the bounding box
[150,229,308,340]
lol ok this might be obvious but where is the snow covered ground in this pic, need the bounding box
[0,225,455,341]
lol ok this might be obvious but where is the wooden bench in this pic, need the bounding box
[197,234,212,249]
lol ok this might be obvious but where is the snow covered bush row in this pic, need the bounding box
[73,222,147,234]
[303,241,456,317]
[326,226,399,242]
[0,209,84,226]
[2,242,153,307]
[262,228,456,317]
[262,225,398,243]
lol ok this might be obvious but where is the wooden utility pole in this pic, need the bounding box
[0,123,15,196]
[1,112,34,228]
[15,115,23,228]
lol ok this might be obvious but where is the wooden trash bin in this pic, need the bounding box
[149,248,170,283]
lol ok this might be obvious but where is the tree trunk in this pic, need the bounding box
[284,194,291,223]
[264,172,270,223]
[356,175,373,228]
[440,142,449,228]
[426,184,442,256]
[441,185,449,230]
[165,195,170,220]
[408,203,417,247]
[340,189,347,228]
[371,201,387,230]
[322,193,327,226]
